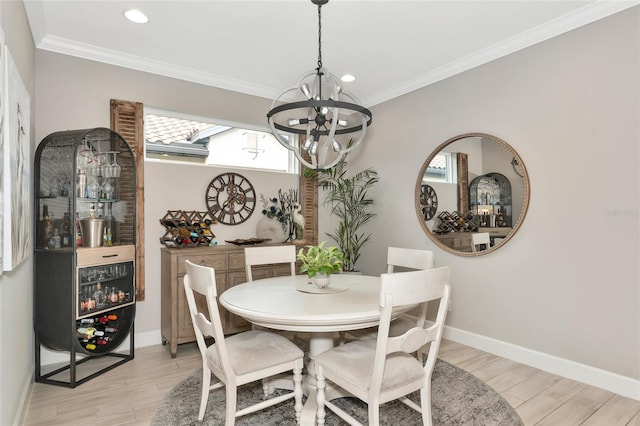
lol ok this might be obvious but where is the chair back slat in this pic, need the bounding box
[386,247,434,273]
[194,312,215,337]
[386,327,429,355]
[245,245,296,281]
[183,260,230,372]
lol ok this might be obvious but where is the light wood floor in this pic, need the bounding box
[23,339,640,426]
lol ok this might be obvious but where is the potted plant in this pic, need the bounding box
[304,146,379,272]
[297,241,344,287]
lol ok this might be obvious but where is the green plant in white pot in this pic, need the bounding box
[304,146,379,272]
[297,241,344,287]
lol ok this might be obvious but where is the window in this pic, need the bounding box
[144,108,297,174]
[423,152,457,183]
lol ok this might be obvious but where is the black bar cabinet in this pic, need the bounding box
[34,128,136,387]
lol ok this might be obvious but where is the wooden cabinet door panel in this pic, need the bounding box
[226,270,251,331]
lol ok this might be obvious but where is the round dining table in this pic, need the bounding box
[219,273,385,425]
[220,274,382,356]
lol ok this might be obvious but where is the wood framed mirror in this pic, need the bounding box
[415,133,530,256]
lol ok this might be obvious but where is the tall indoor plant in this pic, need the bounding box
[304,148,379,272]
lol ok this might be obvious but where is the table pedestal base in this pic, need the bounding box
[300,332,353,425]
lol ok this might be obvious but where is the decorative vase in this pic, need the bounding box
[256,216,289,243]
[313,273,331,289]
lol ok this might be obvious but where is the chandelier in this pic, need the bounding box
[267,0,372,170]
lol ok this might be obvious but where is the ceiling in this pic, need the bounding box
[23,1,638,107]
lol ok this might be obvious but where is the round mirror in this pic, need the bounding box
[415,133,530,256]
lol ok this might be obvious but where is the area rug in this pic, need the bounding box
[152,359,523,425]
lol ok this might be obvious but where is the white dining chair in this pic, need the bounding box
[183,260,303,424]
[471,232,491,253]
[314,267,451,426]
[244,245,297,338]
[346,247,435,341]
[244,245,297,281]
[244,245,301,394]
[386,246,434,273]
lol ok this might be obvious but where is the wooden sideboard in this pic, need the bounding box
[434,227,512,252]
[160,243,298,357]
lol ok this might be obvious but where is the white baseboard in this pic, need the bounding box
[13,368,33,426]
[443,325,640,401]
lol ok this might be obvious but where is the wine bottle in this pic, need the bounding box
[75,212,83,247]
[94,283,105,309]
[39,205,52,249]
[60,212,71,247]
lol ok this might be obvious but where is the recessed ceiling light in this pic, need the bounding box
[341,74,356,83]
[124,9,149,24]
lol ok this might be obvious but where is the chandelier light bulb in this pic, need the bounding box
[310,141,319,156]
[301,83,312,98]
[302,136,314,150]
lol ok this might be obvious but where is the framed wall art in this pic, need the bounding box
[2,45,30,271]
[0,37,4,275]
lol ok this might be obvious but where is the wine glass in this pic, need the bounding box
[87,175,100,199]
[102,178,114,200]
[76,141,94,171]
[109,152,121,178]
[94,152,107,178]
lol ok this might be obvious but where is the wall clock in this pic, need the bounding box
[420,184,438,220]
[205,172,256,225]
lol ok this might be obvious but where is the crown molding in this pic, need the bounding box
[36,34,278,100]
[29,1,639,106]
[362,0,640,107]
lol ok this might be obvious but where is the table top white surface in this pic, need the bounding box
[220,274,382,332]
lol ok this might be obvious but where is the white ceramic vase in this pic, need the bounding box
[256,216,289,243]
[313,273,331,288]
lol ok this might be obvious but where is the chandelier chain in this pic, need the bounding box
[317,3,323,70]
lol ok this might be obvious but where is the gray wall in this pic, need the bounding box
[0,2,34,425]
[352,7,639,380]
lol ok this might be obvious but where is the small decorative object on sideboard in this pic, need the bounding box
[224,238,271,246]
[159,210,217,248]
[256,189,300,243]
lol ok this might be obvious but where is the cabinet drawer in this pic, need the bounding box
[228,252,245,270]
[177,253,227,274]
[77,245,135,267]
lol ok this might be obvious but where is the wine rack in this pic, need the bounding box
[433,210,478,234]
[34,128,136,388]
[159,210,217,248]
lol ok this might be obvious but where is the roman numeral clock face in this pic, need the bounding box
[205,172,256,225]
